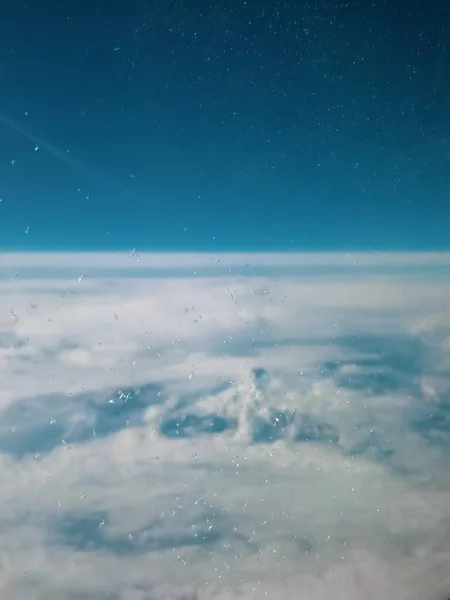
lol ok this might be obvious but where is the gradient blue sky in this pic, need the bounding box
[0,0,449,251]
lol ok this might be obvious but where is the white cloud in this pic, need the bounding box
[0,252,450,599]
[2,250,450,269]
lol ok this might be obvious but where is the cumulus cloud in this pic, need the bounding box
[0,252,450,600]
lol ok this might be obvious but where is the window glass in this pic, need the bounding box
[1,2,449,599]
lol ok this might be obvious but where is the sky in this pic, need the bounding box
[0,0,449,251]
[1,1,450,598]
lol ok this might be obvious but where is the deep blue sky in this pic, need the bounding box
[0,0,449,251]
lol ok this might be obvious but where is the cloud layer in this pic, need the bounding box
[1,252,450,600]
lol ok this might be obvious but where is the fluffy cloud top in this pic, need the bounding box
[0,252,450,600]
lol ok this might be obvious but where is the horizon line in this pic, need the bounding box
[1,250,450,270]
